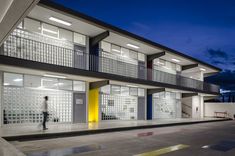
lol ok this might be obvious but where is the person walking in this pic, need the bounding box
[42,96,49,130]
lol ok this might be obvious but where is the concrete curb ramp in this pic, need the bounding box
[3,118,231,142]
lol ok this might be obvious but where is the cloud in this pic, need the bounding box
[206,49,228,59]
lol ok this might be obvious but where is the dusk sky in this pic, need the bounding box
[52,0,235,90]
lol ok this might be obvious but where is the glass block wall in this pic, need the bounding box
[100,93,138,120]
[1,72,86,126]
[153,92,181,119]
[3,87,72,124]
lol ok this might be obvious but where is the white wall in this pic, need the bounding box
[192,96,201,118]
[0,72,2,127]
[205,103,235,118]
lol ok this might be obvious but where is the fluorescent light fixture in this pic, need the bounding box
[4,83,10,86]
[171,58,180,63]
[112,49,121,53]
[190,76,193,78]
[42,28,58,34]
[127,43,140,49]
[44,74,67,79]
[126,84,138,88]
[49,17,72,26]
[13,78,23,82]
[200,68,206,71]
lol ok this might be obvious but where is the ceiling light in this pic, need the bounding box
[112,49,121,53]
[44,74,67,79]
[200,68,206,71]
[13,78,23,82]
[49,17,72,26]
[4,83,10,86]
[126,84,138,88]
[127,43,140,49]
[42,28,58,34]
[171,58,180,63]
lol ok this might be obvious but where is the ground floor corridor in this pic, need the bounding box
[7,120,235,156]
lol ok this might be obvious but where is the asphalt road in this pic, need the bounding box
[11,120,235,156]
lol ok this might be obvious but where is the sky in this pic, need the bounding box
[52,0,235,90]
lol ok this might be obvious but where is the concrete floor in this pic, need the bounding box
[10,120,235,156]
[0,118,225,137]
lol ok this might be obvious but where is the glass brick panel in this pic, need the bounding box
[3,87,72,125]
[101,93,137,120]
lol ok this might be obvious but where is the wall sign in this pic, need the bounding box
[76,99,83,105]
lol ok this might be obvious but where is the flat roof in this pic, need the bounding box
[39,0,221,72]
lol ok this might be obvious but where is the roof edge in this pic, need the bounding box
[39,0,222,72]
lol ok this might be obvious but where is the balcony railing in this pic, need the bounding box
[0,28,220,93]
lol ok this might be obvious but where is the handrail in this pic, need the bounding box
[0,28,220,93]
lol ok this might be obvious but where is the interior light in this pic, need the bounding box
[13,78,23,82]
[44,74,67,79]
[127,43,140,49]
[171,58,180,63]
[200,68,206,71]
[4,83,10,86]
[49,17,72,26]
[112,49,121,53]
[42,28,58,34]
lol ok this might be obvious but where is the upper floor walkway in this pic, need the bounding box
[0,28,220,94]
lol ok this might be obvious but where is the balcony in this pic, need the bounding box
[0,28,220,93]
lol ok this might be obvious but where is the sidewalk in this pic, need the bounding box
[1,118,231,141]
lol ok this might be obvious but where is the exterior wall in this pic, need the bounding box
[152,92,181,119]
[1,70,86,126]
[205,103,235,118]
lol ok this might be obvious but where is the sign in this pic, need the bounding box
[76,99,83,105]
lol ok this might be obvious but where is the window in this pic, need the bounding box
[4,73,23,86]
[42,23,58,38]
[74,32,86,45]
[24,75,41,88]
[111,45,121,54]
[101,41,111,52]
[58,79,73,90]
[100,85,110,94]
[111,85,121,95]
[129,50,138,59]
[24,18,41,33]
[59,28,73,42]
[121,87,129,96]
[121,48,129,57]
[138,53,146,62]
[41,77,58,89]
[130,87,138,96]
[138,88,145,97]
[73,81,86,92]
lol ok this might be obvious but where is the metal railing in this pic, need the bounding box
[0,28,220,93]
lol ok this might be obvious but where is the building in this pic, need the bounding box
[0,0,221,127]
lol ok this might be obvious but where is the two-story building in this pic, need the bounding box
[0,0,221,127]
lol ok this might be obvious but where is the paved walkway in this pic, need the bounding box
[0,118,228,138]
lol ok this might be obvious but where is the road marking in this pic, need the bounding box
[134,144,189,156]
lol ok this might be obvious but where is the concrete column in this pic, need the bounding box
[0,71,2,127]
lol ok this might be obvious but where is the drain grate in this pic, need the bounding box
[26,144,103,156]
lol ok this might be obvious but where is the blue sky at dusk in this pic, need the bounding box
[52,0,235,90]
